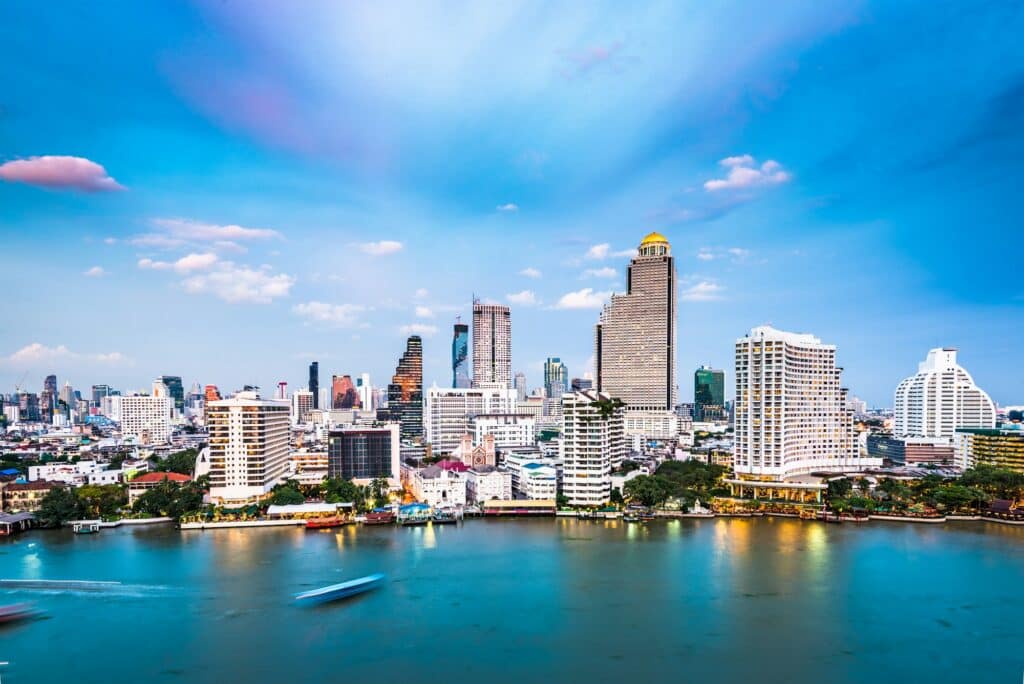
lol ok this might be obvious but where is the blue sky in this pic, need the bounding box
[1,1,1021,407]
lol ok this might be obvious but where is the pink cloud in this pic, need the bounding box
[0,155,125,192]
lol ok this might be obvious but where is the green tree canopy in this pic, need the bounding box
[36,486,86,527]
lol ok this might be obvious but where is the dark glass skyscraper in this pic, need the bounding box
[452,322,469,388]
[384,336,423,441]
[41,374,57,423]
[159,376,185,412]
[309,361,319,409]
[694,366,725,422]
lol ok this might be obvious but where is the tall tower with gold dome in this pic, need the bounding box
[595,231,677,412]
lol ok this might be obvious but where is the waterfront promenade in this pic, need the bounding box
[2,517,1022,684]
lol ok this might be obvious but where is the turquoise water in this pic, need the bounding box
[1,518,1022,683]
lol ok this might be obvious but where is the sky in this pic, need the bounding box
[0,1,1022,407]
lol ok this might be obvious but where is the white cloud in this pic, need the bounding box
[552,288,612,310]
[180,264,295,304]
[400,323,438,337]
[582,267,617,279]
[292,301,366,327]
[138,252,219,273]
[519,267,542,279]
[728,247,751,260]
[151,218,281,242]
[697,248,715,261]
[415,305,435,318]
[585,243,611,260]
[83,266,107,277]
[414,288,429,299]
[679,281,723,301]
[496,203,519,212]
[704,156,791,192]
[359,240,403,256]
[3,343,129,367]
[506,290,538,306]
[103,237,117,245]
[695,247,751,262]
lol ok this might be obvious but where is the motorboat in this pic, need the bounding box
[294,574,385,605]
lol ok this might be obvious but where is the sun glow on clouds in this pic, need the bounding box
[0,155,124,192]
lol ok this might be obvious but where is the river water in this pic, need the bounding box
[1,517,1022,683]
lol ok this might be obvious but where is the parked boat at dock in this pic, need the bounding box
[305,516,348,530]
[363,510,396,525]
[397,504,431,526]
[294,574,385,605]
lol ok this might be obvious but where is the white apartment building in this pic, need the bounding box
[425,386,518,454]
[518,462,559,500]
[466,466,512,503]
[893,348,995,442]
[118,394,172,444]
[561,390,626,506]
[291,389,314,425]
[733,326,879,481]
[595,232,676,412]
[473,413,536,448]
[206,391,290,504]
[623,410,679,439]
[410,465,467,507]
[472,301,512,389]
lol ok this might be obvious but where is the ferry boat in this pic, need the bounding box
[397,503,431,526]
[0,602,39,625]
[294,573,385,605]
[305,516,347,530]
[363,510,396,525]
[432,509,458,525]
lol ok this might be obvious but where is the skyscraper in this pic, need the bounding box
[472,300,512,389]
[694,366,725,422]
[91,384,113,407]
[159,376,185,412]
[513,372,527,402]
[733,326,872,480]
[206,390,290,504]
[204,384,222,403]
[595,232,676,412]
[332,374,361,409]
[894,348,995,441]
[543,357,568,399]
[308,361,320,409]
[41,374,57,423]
[385,336,423,441]
[452,322,470,388]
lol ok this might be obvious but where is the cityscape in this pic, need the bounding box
[2,2,1022,683]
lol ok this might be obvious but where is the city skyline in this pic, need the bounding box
[1,3,1022,406]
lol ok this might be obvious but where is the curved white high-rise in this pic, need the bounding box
[893,348,995,440]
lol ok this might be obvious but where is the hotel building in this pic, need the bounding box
[206,391,290,504]
[894,348,995,442]
[560,389,626,506]
[118,394,172,444]
[424,386,518,454]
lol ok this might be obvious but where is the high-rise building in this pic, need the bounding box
[18,392,41,422]
[331,374,361,409]
[694,366,726,422]
[452,322,470,388]
[40,374,57,423]
[561,390,626,506]
[204,384,222,403]
[954,428,1024,473]
[158,376,184,412]
[472,301,512,389]
[513,372,527,402]
[570,377,593,392]
[308,361,320,410]
[327,424,400,482]
[543,357,568,400]
[384,336,423,441]
[356,373,372,411]
[733,326,876,480]
[894,348,995,442]
[291,389,314,424]
[119,394,172,444]
[58,382,75,416]
[91,384,113,407]
[206,391,290,503]
[424,386,518,453]
[595,232,676,412]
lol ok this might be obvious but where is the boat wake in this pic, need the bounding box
[0,579,180,598]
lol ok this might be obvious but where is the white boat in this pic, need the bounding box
[294,574,385,605]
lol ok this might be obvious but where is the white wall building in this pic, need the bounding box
[473,413,536,448]
[425,386,518,454]
[206,391,290,504]
[518,462,559,500]
[410,465,467,507]
[893,348,996,442]
[466,466,512,503]
[623,410,679,439]
[733,326,879,480]
[561,390,626,506]
[118,395,172,444]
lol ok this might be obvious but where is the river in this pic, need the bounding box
[1,517,1022,683]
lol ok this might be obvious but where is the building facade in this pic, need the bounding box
[733,326,877,480]
[206,391,290,504]
[472,301,512,389]
[452,322,470,388]
[544,357,568,400]
[384,336,424,441]
[118,394,172,444]
[327,424,400,482]
[894,348,996,442]
[954,429,1024,473]
[560,390,626,506]
[424,386,518,454]
[291,389,314,425]
[331,374,361,409]
[694,366,726,422]
[472,413,536,448]
[308,361,319,409]
[595,232,676,412]
[466,466,512,504]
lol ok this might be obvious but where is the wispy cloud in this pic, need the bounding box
[293,301,366,327]
[2,342,129,366]
[83,266,107,277]
[138,252,219,273]
[179,263,295,303]
[0,155,125,192]
[519,267,542,279]
[552,288,612,310]
[359,240,403,256]
[582,266,617,279]
[131,218,281,251]
[585,243,636,260]
[496,203,519,212]
[679,280,724,302]
[414,288,429,299]
[704,155,791,192]
[695,247,751,262]
[400,323,438,337]
[506,290,538,306]
[415,305,434,318]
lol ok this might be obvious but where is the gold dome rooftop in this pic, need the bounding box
[640,231,669,245]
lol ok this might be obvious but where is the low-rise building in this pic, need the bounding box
[473,413,535,449]
[127,472,192,504]
[466,466,512,504]
[518,462,558,500]
[410,465,467,507]
[866,435,955,466]
[2,480,60,512]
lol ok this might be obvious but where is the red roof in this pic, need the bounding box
[131,472,192,484]
[437,460,469,472]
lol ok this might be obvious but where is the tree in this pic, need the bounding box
[152,449,198,476]
[556,494,570,509]
[856,478,871,496]
[369,477,390,509]
[36,486,86,527]
[323,477,366,511]
[609,487,624,505]
[934,484,989,512]
[77,484,127,519]
[623,475,671,507]
[827,478,853,499]
[266,480,305,506]
[133,479,206,520]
